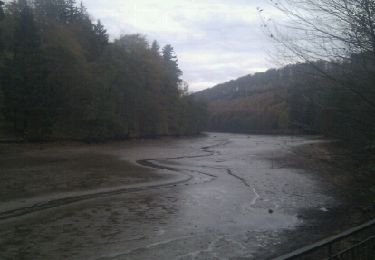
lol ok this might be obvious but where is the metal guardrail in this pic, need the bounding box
[275,219,375,260]
[330,235,375,260]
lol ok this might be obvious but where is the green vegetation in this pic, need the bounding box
[0,0,207,141]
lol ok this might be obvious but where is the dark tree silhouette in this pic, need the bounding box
[0,0,206,141]
[259,0,375,144]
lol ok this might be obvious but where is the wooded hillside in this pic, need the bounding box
[0,0,207,141]
[195,60,375,147]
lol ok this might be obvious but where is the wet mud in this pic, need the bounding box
[0,133,371,259]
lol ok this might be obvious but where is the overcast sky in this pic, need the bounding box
[83,0,283,92]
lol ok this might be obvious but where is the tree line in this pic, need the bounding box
[194,68,290,134]
[195,58,375,148]
[0,0,207,141]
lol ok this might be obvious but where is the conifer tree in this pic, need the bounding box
[151,40,160,56]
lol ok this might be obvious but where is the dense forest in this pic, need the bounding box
[194,68,290,134]
[0,0,207,141]
[195,58,375,147]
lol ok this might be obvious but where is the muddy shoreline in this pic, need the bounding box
[263,141,375,258]
[0,133,373,259]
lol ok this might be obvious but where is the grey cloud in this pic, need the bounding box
[83,0,277,91]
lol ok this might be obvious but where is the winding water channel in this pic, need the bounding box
[0,133,349,259]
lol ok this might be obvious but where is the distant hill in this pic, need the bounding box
[194,65,305,134]
[194,58,375,143]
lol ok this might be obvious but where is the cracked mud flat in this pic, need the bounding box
[0,133,366,259]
